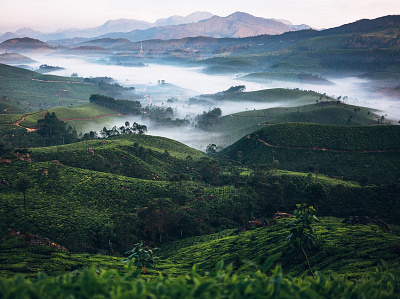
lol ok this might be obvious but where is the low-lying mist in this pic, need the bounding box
[24,54,400,150]
[97,115,223,151]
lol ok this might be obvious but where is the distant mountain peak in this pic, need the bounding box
[14,27,41,36]
[154,11,214,27]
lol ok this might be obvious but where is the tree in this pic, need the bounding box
[225,85,246,93]
[123,241,158,273]
[15,174,32,215]
[206,144,217,156]
[286,203,319,278]
[197,157,221,185]
[37,112,77,146]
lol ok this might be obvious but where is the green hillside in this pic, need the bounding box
[222,123,400,185]
[201,88,331,104]
[215,102,379,148]
[249,123,400,151]
[0,64,126,111]
[0,158,224,254]
[160,217,400,277]
[215,101,379,145]
[0,16,400,297]
[0,99,25,114]
[29,134,205,180]
[18,103,121,128]
[1,216,399,280]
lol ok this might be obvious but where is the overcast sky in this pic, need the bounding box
[1,0,399,33]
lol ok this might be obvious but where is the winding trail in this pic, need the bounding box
[253,136,400,153]
[12,116,37,132]
[12,110,48,132]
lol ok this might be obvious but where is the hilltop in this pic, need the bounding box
[0,37,55,53]
[0,52,36,64]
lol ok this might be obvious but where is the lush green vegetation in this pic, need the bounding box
[1,261,399,298]
[198,88,332,104]
[250,123,400,151]
[1,216,400,280]
[89,94,141,115]
[29,134,205,179]
[20,103,119,127]
[1,16,400,297]
[0,64,135,111]
[214,101,379,145]
[160,217,400,277]
[222,123,400,185]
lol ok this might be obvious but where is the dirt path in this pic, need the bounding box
[11,110,48,132]
[255,136,400,153]
[12,116,37,132]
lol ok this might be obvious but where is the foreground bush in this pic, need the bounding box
[0,260,399,298]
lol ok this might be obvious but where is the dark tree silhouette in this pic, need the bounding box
[15,174,32,215]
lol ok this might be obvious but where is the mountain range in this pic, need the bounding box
[0,11,309,44]
[1,15,398,57]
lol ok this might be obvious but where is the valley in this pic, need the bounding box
[0,11,399,298]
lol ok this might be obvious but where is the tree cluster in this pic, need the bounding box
[89,94,141,115]
[37,112,78,146]
[100,121,147,138]
[195,108,222,131]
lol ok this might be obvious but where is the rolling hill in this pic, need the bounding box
[0,63,129,110]
[213,101,379,145]
[29,133,205,180]
[0,37,55,53]
[222,123,400,185]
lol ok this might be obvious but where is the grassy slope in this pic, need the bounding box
[222,123,400,185]
[204,88,329,105]
[19,103,120,128]
[159,217,400,278]
[0,235,125,278]
[29,134,205,180]
[215,101,378,146]
[251,123,400,151]
[0,161,172,254]
[1,217,399,279]
[0,63,103,110]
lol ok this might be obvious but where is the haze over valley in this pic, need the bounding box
[1,5,400,298]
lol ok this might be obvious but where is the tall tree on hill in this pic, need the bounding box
[37,112,77,146]
[286,203,319,279]
[15,174,32,215]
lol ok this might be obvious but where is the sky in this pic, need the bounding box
[1,0,399,33]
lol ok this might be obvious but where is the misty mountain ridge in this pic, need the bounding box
[97,12,296,42]
[0,11,308,43]
[0,11,215,42]
[154,11,215,26]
